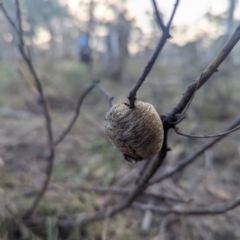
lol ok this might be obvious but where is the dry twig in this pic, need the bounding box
[174,124,240,138]
[0,0,55,219]
[163,24,240,124]
[71,23,240,228]
[132,198,240,215]
[95,83,114,107]
[128,0,179,108]
[151,0,167,33]
[75,185,188,203]
[53,80,99,146]
[149,116,240,185]
[37,3,240,228]
[26,197,240,228]
[0,1,99,219]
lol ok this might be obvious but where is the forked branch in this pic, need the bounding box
[164,24,240,124]
[68,21,240,229]
[0,0,100,219]
[128,0,179,108]
[54,80,99,146]
[149,116,240,186]
[0,0,55,219]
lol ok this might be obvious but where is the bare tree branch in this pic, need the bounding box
[14,0,23,36]
[170,74,201,125]
[43,7,240,228]
[53,80,99,146]
[0,0,56,219]
[40,144,168,227]
[149,116,240,186]
[140,23,240,187]
[128,0,179,108]
[151,0,167,34]
[95,83,114,107]
[24,152,166,228]
[2,0,240,232]
[71,2,180,224]
[174,124,240,138]
[132,198,240,215]
[166,0,179,28]
[74,185,188,203]
[0,1,20,35]
[26,197,240,228]
[135,160,152,184]
[164,24,240,124]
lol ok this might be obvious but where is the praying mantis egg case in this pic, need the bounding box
[105,101,164,162]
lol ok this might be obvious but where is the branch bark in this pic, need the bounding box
[132,198,240,215]
[149,116,240,185]
[53,81,99,146]
[0,0,55,219]
[128,0,179,108]
[164,24,240,124]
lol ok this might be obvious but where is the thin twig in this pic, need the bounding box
[26,149,169,228]
[143,23,240,196]
[26,198,240,227]
[0,1,20,36]
[166,0,179,28]
[171,73,202,125]
[40,75,109,141]
[151,0,167,33]
[175,124,240,138]
[14,0,29,59]
[128,0,179,108]
[164,24,240,124]
[95,82,114,107]
[74,185,188,203]
[5,206,42,240]
[20,52,55,220]
[53,80,99,146]
[42,5,240,228]
[132,198,240,215]
[0,0,55,219]
[149,116,240,186]
[135,160,152,184]
[14,0,22,36]
[56,2,180,225]
[25,197,240,228]
[49,146,167,227]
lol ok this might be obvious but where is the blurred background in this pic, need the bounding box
[0,0,240,239]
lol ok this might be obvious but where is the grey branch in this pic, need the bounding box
[132,198,240,215]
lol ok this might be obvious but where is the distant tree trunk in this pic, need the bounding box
[45,21,55,60]
[224,0,237,65]
[7,1,20,61]
[104,11,131,81]
[226,0,236,38]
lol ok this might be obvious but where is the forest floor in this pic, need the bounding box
[0,59,240,239]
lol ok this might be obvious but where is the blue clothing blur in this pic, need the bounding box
[78,35,89,48]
